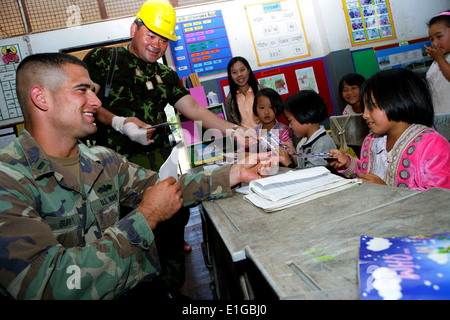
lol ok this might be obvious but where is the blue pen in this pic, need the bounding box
[289,152,335,159]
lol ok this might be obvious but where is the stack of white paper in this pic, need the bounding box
[244,166,361,212]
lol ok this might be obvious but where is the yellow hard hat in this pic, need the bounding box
[135,0,177,41]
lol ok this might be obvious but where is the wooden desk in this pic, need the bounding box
[201,181,450,299]
[202,183,418,262]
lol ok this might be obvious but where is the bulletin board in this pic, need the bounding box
[218,58,335,117]
[169,10,233,79]
[244,0,310,66]
[351,48,379,80]
[343,0,396,46]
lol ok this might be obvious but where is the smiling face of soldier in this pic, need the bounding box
[129,22,169,63]
[46,63,101,141]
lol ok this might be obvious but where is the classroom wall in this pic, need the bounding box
[316,0,446,53]
[166,0,448,113]
[10,0,447,69]
[1,0,448,127]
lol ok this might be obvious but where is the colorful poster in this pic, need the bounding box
[343,0,396,46]
[258,73,288,95]
[245,0,310,66]
[169,10,232,78]
[0,39,29,127]
[359,233,450,300]
[295,67,318,93]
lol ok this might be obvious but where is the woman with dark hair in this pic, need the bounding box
[225,56,260,128]
[329,68,450,191]
[338,73,366,114]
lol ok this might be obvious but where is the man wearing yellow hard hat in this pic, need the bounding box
[84,0,246,301]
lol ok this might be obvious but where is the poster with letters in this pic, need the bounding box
[169,10,232,78]
[245,0,310,66]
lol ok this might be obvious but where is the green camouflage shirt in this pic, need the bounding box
[83,47,189,157]
[0,130,233,299]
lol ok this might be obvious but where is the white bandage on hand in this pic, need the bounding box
[122,122,149,145]
[111,116,126,134]
[112,116,149,145]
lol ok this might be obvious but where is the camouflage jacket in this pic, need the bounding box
[0,130,233,299]
[83,47,189,156]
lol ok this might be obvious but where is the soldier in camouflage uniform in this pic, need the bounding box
[83,43,185,168]
[0,52,272,299]
[83,0,244,170]
[83,0,246,298]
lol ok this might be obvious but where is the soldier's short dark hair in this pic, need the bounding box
[16,53,87,114]
[17,52,87,75]
[134,18,146,29]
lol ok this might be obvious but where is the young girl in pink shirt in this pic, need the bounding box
[252,88,292,144]
[329,68,450,191]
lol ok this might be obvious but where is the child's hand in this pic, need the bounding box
[281,141,296,153]
[357,172,386,185]
[327,149,349,169]
[277,145,293,167]
[279,142,296,167]
[425,44,446,63]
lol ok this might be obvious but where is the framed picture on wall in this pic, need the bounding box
[343,0,396,46]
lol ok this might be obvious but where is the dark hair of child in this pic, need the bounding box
[252,87,283,116]
[360,68,434,127]
[338,73,366,101]
[428,10,450,27]
[283,90,328,124]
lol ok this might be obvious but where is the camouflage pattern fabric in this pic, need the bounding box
[83,46,189,168]
[0,130,233,299]
[84,46,191,294]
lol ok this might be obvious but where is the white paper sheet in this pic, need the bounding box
[159,146,179,181]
